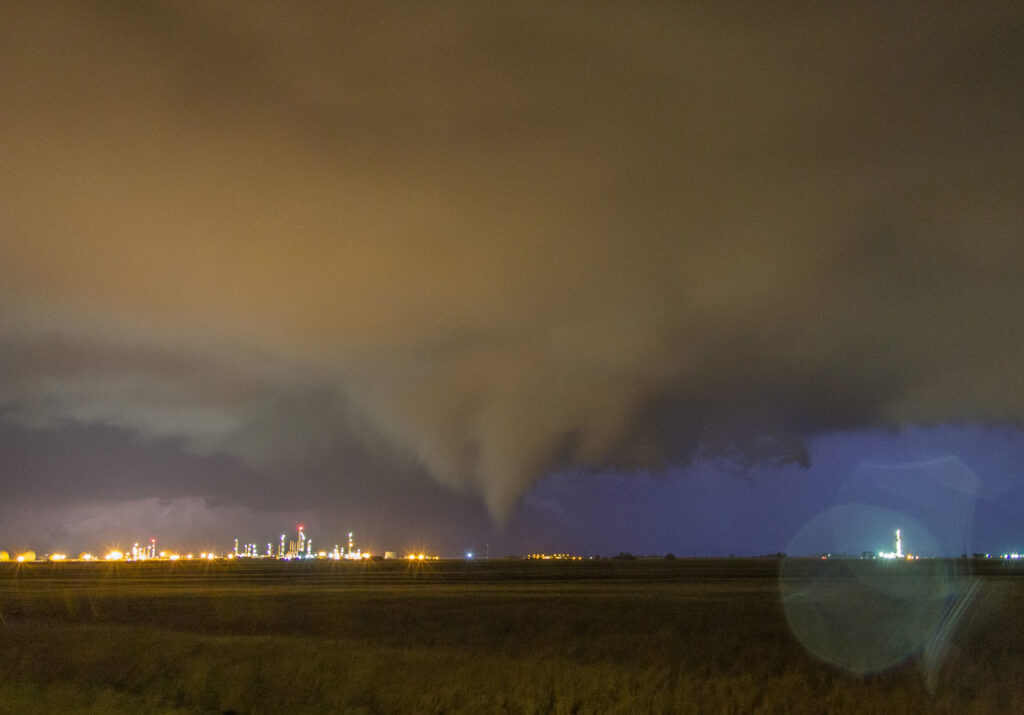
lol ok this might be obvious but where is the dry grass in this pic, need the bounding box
[0,559,1021,713]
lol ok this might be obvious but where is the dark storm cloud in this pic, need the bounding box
[0,334,417,490]
[0,415,497,552]
[0,418,260,505]
[1,3,1022,518]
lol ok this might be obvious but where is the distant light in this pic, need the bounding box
[169,554,180,561]
[467,552,473,559]
[50,554,67,561]
[105,551,123,561]
[16,555,25,562]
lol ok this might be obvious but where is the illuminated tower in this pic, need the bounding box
[895,529,903,558]
[234,539,239,557]
[298,525,305,556]
[348,532,354,554]
[279,534,286,558]
[307,539,313,557]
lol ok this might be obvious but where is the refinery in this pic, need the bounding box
[0,525,441,564]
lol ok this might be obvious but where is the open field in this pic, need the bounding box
[1,559,1022,713]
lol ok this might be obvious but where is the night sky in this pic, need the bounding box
[2,3,1023,557]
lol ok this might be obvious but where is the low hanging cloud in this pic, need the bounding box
[1,3,1022,519]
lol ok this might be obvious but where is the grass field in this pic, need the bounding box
[1,558,1021,713]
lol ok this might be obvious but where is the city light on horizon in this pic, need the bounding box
[0,526,402,564]
[6,519,1024,564]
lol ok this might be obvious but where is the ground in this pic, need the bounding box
[0,558,1020,713]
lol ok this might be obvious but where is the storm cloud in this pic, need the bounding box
[2,3,1022,520]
